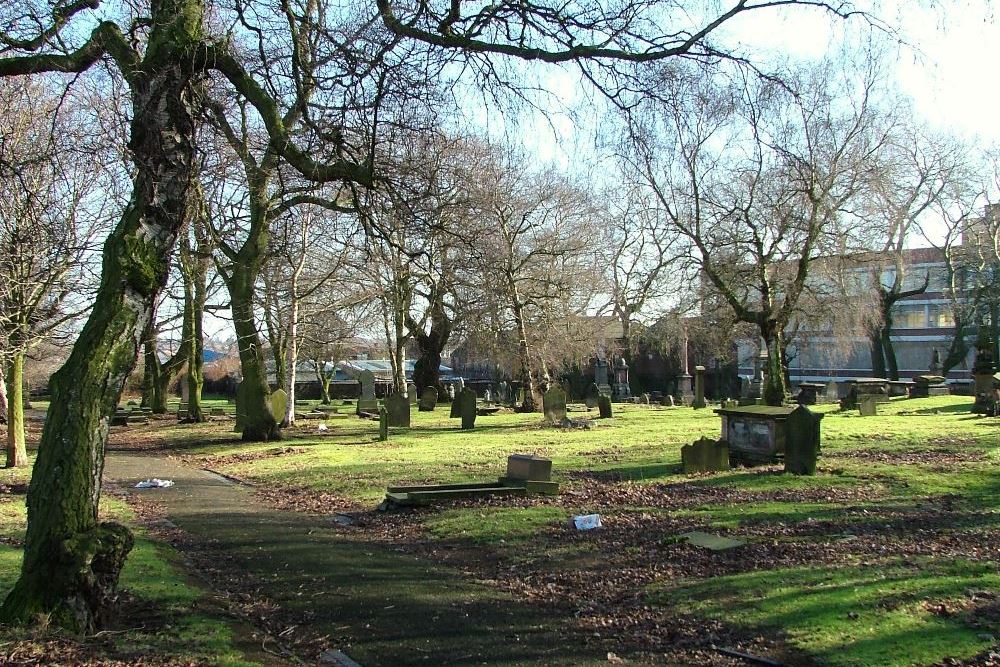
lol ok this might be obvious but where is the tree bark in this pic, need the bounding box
[511,291,538,412]
[0,1,203,631]
[868,332,887,379]
[5,353,27,467]
[761,320,788,406]
[229,265,279,441]
[0,363,7,424]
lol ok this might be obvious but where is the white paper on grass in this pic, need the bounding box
[573,514,601,530]
[135,478,175,489]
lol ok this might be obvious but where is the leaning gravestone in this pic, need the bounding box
[543,386,567,424]
[784,405,821,475]
[598,394,613,419]
[449,390,463,418]
[269,389,288,421]
[681,437,730,474]
[378,406,389,441]
[585,383,601,409]
[419,387,438,412]
[858,395,878,417]
[384,393,411,427]
[458,388,477,429]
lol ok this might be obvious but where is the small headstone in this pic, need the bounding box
[358,369,376,400]
[378,406,388,441]
[483,388,492,404]
[585,383,600,409]
[506,454,552,481]
[681,437,730,474]
[449,391,462,418]
[662,395,675,407]
[458,387,477,429]
[356,398,378,415]
[419,387,438,412]
[598,394,613,419]
[446,384,456,401]
[269,389,288,421]
[825,380,839,401]
[640,393,651,405]
[384,394,410,427]
[407,382,418,404]
[542,386,567,424]
[498,381,510,404]
[784,405,821,476]
[693,365,707,409]
[858,395,878,416]
[454,377,465,393]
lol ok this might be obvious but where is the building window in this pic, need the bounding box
[894,304,927,329]
[929,304,955,328]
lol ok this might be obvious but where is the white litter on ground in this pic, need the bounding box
[318,423,329,432]
[135,478,175,489]
[573,514,602,530]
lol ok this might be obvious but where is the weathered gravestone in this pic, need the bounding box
[640,393,651,405]
[384,393,410,427]
[269,389,288,421]
[407,382,418,404]
[784,405,821,475]
[449,389,462,418]
[598,394,613,419]
[483,388,492,404]
[446,384,456,401]
[543,385,567,424]
[418,387,438,412]
[458,388,477,429]
[378,406,388,441]
[693,365,707,409]
[455,377,465,393]
[356,370,378,415]
[585,383,601,409]
[858,395,878,416]
[681,437,730,474]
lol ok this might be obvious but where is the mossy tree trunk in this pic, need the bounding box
[0,0,204,632]
[5,352,27,467]
[228,262,279,441]
[761,320,788,406]
[180,213,209,423]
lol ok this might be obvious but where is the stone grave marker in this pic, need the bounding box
[446,384,456,401]
[359,370,376,399]
[449,389,462,418]
[505,454,552,481]
[858,396,878,416]
[269,389,288,421]
[458,388,477,429]
[598,394,613,419]
[663,395,675,407]
[419,387,438,412]
[784,405,821,476]
[378,406,388,441]
[384,393,411,427]
[483,388,492,404]
[640,393,650,405]
[455,377,465,393]
[543,385,567,424]
[585,382,600,409]
[693,365,707,409]
[679,531,745,551]
[825,380,840,402]
[681,437,730,474]
[407,382,418,404]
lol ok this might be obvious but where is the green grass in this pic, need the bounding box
[0,489,263,666]
[653,559,1000,667]
[107,394,1000,666]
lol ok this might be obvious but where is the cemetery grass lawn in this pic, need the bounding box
[0,461,272,667]
[114,394,1000,666]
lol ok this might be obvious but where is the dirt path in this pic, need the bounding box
[105,453,610,667]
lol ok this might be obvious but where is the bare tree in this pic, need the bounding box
[625,60,892,404]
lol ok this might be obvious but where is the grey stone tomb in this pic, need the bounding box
[384,393,410,427]
[543,385,567,424]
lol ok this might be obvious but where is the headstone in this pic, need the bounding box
[384,394,410,427]
[612,357,631,400]
[585,383,600,409]
[662,395,675,407]
[681,437,730,474]
[640,393,651,405]
[498,381,510,405]
[358,370,376,400]
[446,384,456,401]
[454,377,465,393]
[406,382,418,404]
[784,405,821,475]
[598,394,613,419]
[858,395,878,416]
[378,406,388,441]
[506,454,552,481]
[356,398,378,415]
[693,365,707,409]
[458,388,477,429]
[450,391,462,418]
[483,388,492,404]
[542,386,567,424]
[824,380,839,401]
[419,387,438,412]
[269,389,288,421]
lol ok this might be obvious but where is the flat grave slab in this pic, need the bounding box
[679,531,746,551]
